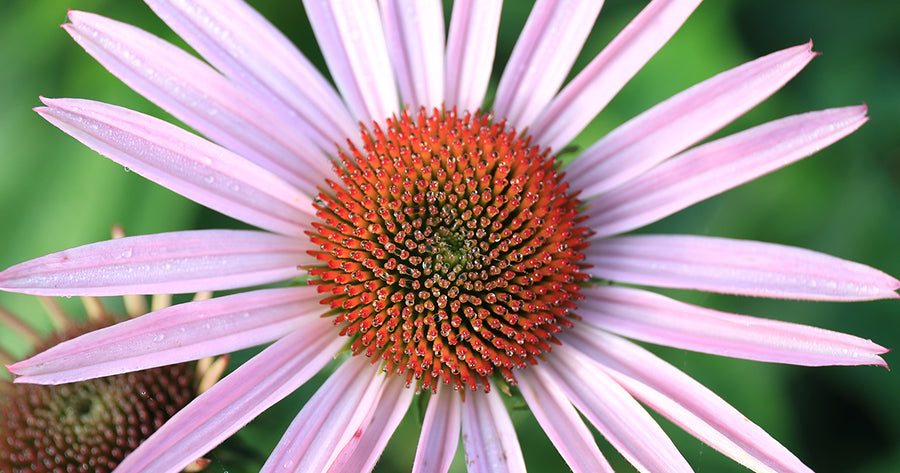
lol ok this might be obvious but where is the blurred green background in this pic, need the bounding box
[1,0,898,472]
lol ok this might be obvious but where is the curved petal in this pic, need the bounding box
[302,0,398,124]
[516,367,613,473]
[260,356,384,473]
[586,234,900,301]
[112,317,344,473]
[544,345,693,472]
[36,98,316,236]
[583,106,869,238]
[0,230,310,297]
[327,374,415,473]
[381,0,444,110]
[9,286,322,384]
[65,10,332,190]
[493,0,604,131]
[578,285,888,366]
[568,42,817,196]
[530,0,701,152]
[444,0,502,113]
[144,0,358,153]
[461,389,526,473]
[562,328,814,473]
[413,384,462,473]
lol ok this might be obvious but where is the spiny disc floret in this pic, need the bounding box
[308,108,589,392]
[0,322,198,473]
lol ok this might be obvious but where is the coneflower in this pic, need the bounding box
[1,1,897,472]
[1,231,226,472]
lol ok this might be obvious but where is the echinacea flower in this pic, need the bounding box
[2,0,898,472]
[1,269,226,473]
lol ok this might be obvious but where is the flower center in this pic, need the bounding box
[307,108,590,392]
[0,321,199,473]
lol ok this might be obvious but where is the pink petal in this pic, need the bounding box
[0,230,310,297]
[516,367,613,473]
[112,318,344,473]
[461,389,526,473]
[530,0,701,152]
[144,0,358,153]
[578,285,888,366]
[563,328,814,472]
[36,98,315,236]
[302,0,399,124]
[260,356,385,473]
[544,345,693,472]
[64,10,333,190]
[493,0,604,131]
[413,384,462,473]
[327,375,415,473]
[586,234,900,301]
[568,42,817,196]
[380,0,445,110]
[9,286,322,384]
[584,105,869,238]
[444,0,502,113]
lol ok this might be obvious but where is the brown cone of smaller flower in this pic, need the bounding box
[1,270,225,472]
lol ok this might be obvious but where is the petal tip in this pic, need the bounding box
[804,39,817,53]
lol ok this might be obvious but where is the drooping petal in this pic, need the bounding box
[327,374,415,473]
[260,356,385,473]
[530,0,701,152]
[516,367,613,473]
[65,10,333,190]
[9,286,322,384]
[380,0,444,110]
[412,384,462,473]
[302,0,399,124]
[544,345,693,473]
[568,42,817,196]
[112,318,344,473]
[444,0,502,112]
[584,106,869,238]
[36,98,316,236]
[492,0,604,131]
[578,285,888,366]
[461,389,526,473]
[0,230,310,297]
[144,0,358,152]
[586,234,900,301]
[562,328,814,473]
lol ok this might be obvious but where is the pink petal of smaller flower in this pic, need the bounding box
[531,0,702,152]
[461,389,527,473]
[492,0,604,131]
[261,356,386,473]
[0,230,310,297]
[579,285,888,367]
[65,10,333,191]
[413,384,462,473]
[8,286,322,384]
[302,0,399,124]
[584,105,869,238]
[444,0,502,113]
[567,42,817,196]
[36,98,316,236]
[517,367,613,473]
[586,234,900,301]
[144,0,358,152]
[380,0,445,110]
[562,328,814,472]
[112,318,344,473]
[545,345,693,472]
[327,374,415,473]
